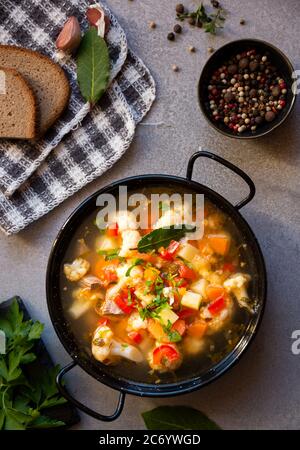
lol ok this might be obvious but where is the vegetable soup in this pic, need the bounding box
[61,187,257,383]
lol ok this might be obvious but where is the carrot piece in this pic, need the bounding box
[93,259,106,277]
[171,319,186,336]
[207,234,231,255]
[144,267,160,283]
[147,319,169,342]
[187,320,208,338]
[206,285,225,302]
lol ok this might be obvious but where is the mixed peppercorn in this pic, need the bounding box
[206,49,288,134]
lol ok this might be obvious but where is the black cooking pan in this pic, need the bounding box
[46,151,267,421]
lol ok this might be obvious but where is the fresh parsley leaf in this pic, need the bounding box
[0,300,67,430]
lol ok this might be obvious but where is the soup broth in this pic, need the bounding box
[60,186,257,384]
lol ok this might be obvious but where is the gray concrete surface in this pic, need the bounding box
[0,0,299,430]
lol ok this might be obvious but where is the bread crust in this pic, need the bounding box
[0,66,37,139]
[0,45,70,135]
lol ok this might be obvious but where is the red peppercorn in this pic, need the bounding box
[212,88,218,96]
[279,100,286,107]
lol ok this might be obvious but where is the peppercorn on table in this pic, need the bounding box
[0,0,299,430]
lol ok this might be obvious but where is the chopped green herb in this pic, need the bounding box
[126,258,145,277]
[162,320,182,343]
[97,249,125,261]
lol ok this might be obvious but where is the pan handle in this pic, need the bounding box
[186,150,255,210]
[56,361,126,422]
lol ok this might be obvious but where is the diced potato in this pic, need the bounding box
[181,291,202,310]
[135,288,155,306]
[183,336,206,355]
[191,254,211,274]
[69,299,92,319]
[190,278,208,297]
[177,243,200,263]
[157,307,179,326]
[148,319,168,342]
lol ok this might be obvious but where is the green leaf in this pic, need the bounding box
[7,349,23,381]
[4,407,33,430]
[137,225,196,253]
[0,357,8,379]
[28,321,44,340]
[20,352,36,364]
[0,318,12,338]
[77,27,110,105]
[126,258,145,276]
[7,298,23,332]
[142,406,221,430]
[28,415,65,429]
[0,409,5,429]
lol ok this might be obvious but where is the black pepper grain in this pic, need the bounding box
[167,32,175,41]
[173,24,182,33]
[228,64,238,74]
[175,3,185,14]
[188,17,196,26]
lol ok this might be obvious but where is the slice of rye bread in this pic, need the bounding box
[0,45,70,136]
[0,67,37,139]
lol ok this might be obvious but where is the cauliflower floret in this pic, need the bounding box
[110,210,137,231]
[127,311,148,332]
[64,257,90,282]
[200,296,234,335]
[119,229,141,257]
[224,273,251,310]
[92,325,114,362]
[92,324,144,363]
[154,203,192,229]
[162,287,175,306]
[110,341,143,362]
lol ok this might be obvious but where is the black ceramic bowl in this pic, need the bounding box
[198,39,296,139]
[47,151,267,421]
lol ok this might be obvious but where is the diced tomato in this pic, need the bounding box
[102,268,118,286]
[107,222,119,237]
[171,319,186,336]
[223,262,236,273]
[178,263,197,280]
[128,331,142,344]
[160,240,180,261]
[114,290,135,314]
[178,308,196,320]
[153,344,180,366]
[98,317,109,326]
[208,296,226,316]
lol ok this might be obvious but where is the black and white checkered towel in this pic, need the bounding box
[0,48,155,235]
[0,2,156,235]
[0,0,128,197]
